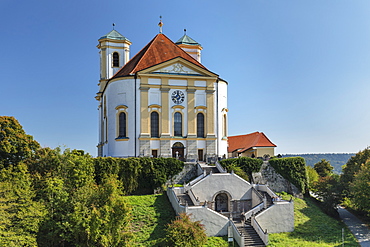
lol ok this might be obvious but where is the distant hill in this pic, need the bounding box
[282,153,355,174]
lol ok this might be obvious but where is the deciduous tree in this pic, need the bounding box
[314,159,333,177]
[349,163,370,215]
[0,116,40,169]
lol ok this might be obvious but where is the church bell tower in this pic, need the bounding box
[97,28,132,81]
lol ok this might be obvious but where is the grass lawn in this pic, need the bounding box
[127,193,230,246]
[127,193,175,246]
[269,194,359,247]
[127,193,359,246]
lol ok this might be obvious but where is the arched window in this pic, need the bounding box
[223,114,227,137]
[197,113,205,138]
[174,112,182,137]
[151,112,159,138]
[113,52,119,67]
[118,112,126,137]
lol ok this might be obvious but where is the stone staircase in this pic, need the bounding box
[234,219,265,247]
[233,190,273,246]
[202,166,220,175]
[260,191,273,207]
[176,193,194,206]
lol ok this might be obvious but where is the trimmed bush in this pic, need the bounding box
[269,157,308,193]
[220,157,263,182]
[94,157,184,195]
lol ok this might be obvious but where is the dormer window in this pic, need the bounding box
[113,52,119,67]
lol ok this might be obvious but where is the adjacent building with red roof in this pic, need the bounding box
[228,132,277,158]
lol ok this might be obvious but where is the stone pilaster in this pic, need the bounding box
[160,139,171,158]
[139,139,150,157]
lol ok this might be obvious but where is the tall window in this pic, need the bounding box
[113,52,119,67]
[118,112,126,137]
[223,114,227,137]
[151,112,159,138]
[197,113,205,138]
[174,112,182,137]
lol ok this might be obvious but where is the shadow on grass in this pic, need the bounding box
[143,193,176,246]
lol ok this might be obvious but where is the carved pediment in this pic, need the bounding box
[154,62,202,75]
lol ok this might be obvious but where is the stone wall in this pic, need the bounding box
[256,201,294,233]
[252,161,303,198]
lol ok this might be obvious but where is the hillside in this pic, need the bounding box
[282,153,355,174]
[126,193,228,246]
[127,192,358,246]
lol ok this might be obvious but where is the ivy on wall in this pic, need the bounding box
[269,157,308,194]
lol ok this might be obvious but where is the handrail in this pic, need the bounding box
[251,216,268,245]
[251,186,264,200]
[229,220,244,247]
[186,173,205,187]
[256,184,279,199]
[187,189,199,206]
[215,160,227,173]
[244,202,264,220]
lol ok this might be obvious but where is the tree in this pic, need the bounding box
[349,163,370,215]
[312,174,342,218]
[166,213,207,247]
[341,147,370,196]
[69,176,132,247]
[0,163,46,246]
[0,116,40,169]
[306,166,319,190]
[314,159,333,177]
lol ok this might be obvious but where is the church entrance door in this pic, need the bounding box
[172,142,185,161]
[215,193,228,212]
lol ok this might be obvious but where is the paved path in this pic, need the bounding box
[338,206,370,247]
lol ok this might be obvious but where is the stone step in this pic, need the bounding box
[176,193,194,206]
[235,223,265,247]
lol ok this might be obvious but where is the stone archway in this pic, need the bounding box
[172,142,185,161]
[215,193,228,212]
[213,191,231,212]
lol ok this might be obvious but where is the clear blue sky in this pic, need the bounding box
[2,0,370,156]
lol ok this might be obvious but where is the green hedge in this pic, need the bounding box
[269,157,308,193]
[220,157,263,182]
[94,157,184,195]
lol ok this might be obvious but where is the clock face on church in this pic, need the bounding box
[171,90,185,104]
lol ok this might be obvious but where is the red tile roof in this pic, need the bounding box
[112,33,207,79]
[228,132,277,153]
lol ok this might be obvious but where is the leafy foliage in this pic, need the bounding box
[314,159,334,177]
[306,166,319,190]
[0,163,46,246]
[0,116,40,169]
[166,213,207,247]
[95,157,184,195]
[312,175,342,218]
[220,157,263,182]
[349,163,370,216]
[341,147,370,196]
[269,157,308,193]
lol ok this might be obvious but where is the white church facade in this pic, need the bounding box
[96,28,228,160]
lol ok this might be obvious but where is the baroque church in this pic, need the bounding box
[96,24,228,160]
